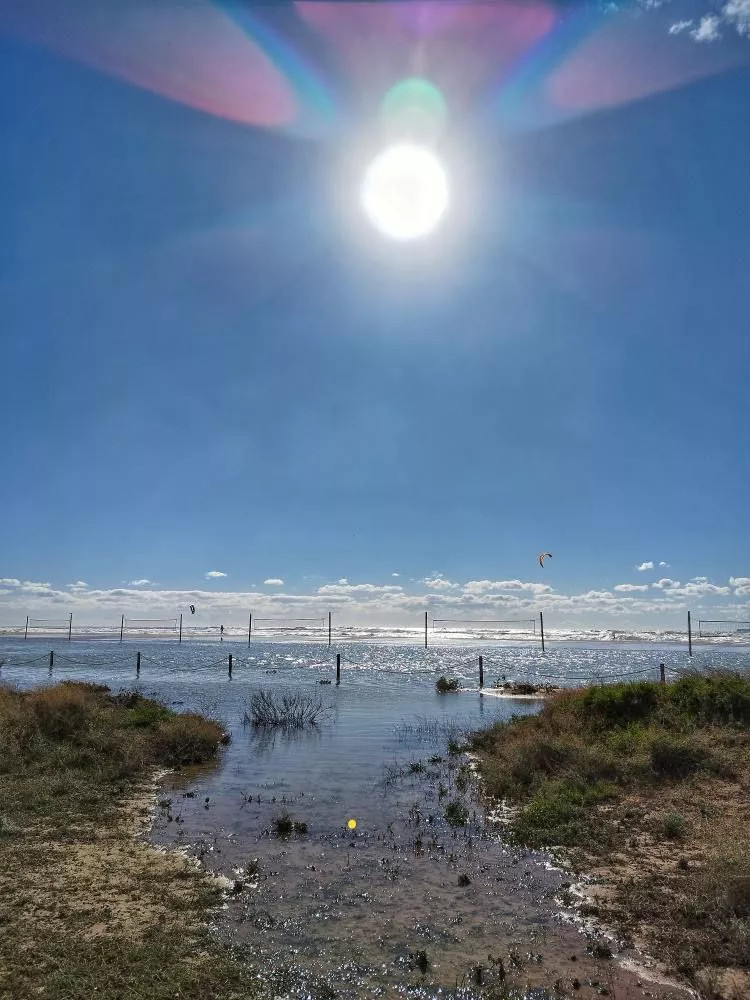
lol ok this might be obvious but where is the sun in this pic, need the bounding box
[360,144,449,241]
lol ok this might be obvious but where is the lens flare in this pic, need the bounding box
[380,77,448,143]
[347,818,357,830]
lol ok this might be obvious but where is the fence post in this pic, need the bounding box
[120,614,124,642]
[248,614,252,645]
[687,611,692,657]
[136,651,141,677]
[479,655,484,689]
[328,611,332,647]
[540,611,545,653]
[24,615,29,640]
[179,614,183,643]
[424,612,428,649]
[49,650,53,672]
[336,653,341,685]
[229,654,233,679]
[659,662,665,685]
[68,613,72,642]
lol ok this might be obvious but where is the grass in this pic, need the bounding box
[471,668,750,995]
[243,688,333,728]
[0,680,267,1000]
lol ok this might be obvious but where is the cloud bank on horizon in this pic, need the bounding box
[1,572,748,628]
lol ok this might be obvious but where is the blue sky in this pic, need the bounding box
[1,0,749,629]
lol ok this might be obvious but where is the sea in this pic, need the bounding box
[1,629,743,998]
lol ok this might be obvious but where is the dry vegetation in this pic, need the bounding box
[0,681,260,1000]
[471,669,750,999]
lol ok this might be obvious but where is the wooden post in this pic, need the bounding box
[120,615,124,642]
[248,614,252,645]
[659,662,665,685]
[136,651,141,677]
[68,613,72,642]
[687,611,693,657]
[478,655,484,689]
[540,611,545,653]
[228,654,233,679]
[336,653,341,685]
[179,614,182,643]
[24,615,29,640]
[328,611,332,647]
[49,650,53,671]
[424,611,428,648]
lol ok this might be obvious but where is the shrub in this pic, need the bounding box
[513,780,616,848]
[27,683,98,740]
[244,690,333,728]
[582,681,662,728]
[660,812,687,840]
[667,672,750,726]
[444,799,469,826]
[649,734,710,778]
[436,676,460,694]
[153,714,227,765]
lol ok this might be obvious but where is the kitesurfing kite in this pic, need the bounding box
[538,552,552,568]
[189,604,196,614]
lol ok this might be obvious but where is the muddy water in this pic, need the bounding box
[2,640,703,997]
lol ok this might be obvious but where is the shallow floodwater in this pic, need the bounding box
[1,638,729,997]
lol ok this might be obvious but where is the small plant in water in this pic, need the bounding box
[444,799,469,827]
[244,689,333,729]
[271,810,307,836]
[436,676,460,694]
[409,760,425,774]
[410,949,429,975]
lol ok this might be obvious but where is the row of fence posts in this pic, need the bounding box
[20,612,701,654]
[29,651,667,687]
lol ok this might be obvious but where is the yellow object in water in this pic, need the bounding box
[347,818,357,830]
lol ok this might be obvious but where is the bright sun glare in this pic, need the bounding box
[361,144,449,241]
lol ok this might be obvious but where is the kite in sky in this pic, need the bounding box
[189,604,196,614]
[538,552,552,568]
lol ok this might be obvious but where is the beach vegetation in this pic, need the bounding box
[471,668,750,995]
[270,809,308,836]
[443,798,469,826]
[435,676,460,693]
[243,689,334,729]
[0,680,263,1000]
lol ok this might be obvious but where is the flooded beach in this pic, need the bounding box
[2,638,744,997]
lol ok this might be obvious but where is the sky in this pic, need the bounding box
[1,0,749,631]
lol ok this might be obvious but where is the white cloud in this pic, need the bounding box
[0,578,21,588]
[391,572,400,577]
[614,583,650,592]
[636,561,654,571]
[724,0,750,36]
[462,579,552,596]
[264,578,284,586]
[691,576,708,584]
[730,576,750,596]
[669,18,693,34]
[127,579,151,587]
[67,581,89,591]
[205,570,227,579]
[691,13,722,41]
[659,561,670,568]
[337,578,348,586]
[653,578,680,589]
[422,573,459,591]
